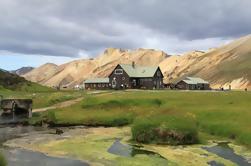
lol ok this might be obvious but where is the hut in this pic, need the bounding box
[84,78,110,90]
[175,77,210,90]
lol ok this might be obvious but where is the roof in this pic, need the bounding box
[84,78,109,84]
[182,77,209,85]
[119,64,159,78]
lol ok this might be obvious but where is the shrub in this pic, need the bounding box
[151,99,162,107]
[131,119,159,143]
[132,115,199,145]
[47,111,57,125]
[0,153,7,166]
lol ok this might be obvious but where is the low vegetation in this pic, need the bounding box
[0,88,84,109]
[0,153,6,166]
[30,90,251,146]
[132,115,198,145]
[0,70,51,92]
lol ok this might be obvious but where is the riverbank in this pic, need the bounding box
[0,125,89,166]
[3,126,251,166]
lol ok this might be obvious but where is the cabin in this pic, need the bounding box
[175,77,210,90]
[84,78,110,90]
[108,62,163,90]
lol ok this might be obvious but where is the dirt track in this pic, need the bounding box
[33,97,83,113]
[32,91,114,113]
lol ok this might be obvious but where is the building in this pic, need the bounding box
[108,62,163,90]
[175,77,210,90]
[84,78,110,90]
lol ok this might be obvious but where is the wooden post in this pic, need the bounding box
[28,105,32,118]
[12,102,16,121]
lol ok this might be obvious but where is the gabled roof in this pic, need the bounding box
[119,64,159,78]
[84,78,109,84]
[182,77,209,84]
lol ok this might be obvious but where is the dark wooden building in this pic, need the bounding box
[84,78,110,90]
[108,63,163,90]
[176,77,210,90]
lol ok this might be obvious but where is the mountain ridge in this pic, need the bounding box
[11,67,34,75]
[23,35,251,89]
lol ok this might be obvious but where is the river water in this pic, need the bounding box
[0,125,89,166]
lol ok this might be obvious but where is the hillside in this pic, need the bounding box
[24,48,168,87]
[11,67,34,75]
[23,35,251,89]
[0,69,51,92]
[160,35,251,89]
[23,63,59,84]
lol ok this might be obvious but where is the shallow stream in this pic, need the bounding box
[0,125,89,166]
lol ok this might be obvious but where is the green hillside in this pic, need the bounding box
[0,69,51,92]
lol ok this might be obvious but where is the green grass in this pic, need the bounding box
[0,153,6,166]
[30,91,251,146]
[131,115,198,145]
[0,69,52,92]
[0,89,84,109]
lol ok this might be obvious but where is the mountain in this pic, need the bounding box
[0,68,52,92]
[23,35,251,89]
[23,63,59,84]
[23,48,168,87]
[11,67,34,75]
[160,35,251,89]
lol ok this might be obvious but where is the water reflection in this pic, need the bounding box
[203,142,251,166]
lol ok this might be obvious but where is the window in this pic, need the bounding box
[157,71,161,77]
[115,69,123,75]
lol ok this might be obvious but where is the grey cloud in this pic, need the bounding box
[0,0,250,57]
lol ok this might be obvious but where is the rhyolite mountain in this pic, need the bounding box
[23,35,251,89]
[11,67,34,76]
[23,49,168,87]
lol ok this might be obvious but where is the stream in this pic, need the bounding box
[1,115,251,166]
[0,124,89,166]
[203,142,251,166]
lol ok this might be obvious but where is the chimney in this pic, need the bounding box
[132,61,135,68]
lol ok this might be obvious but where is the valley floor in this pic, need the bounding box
[2,89,251,165]
[3,126,251,166]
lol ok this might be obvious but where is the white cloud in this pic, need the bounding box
[0,0,250,70]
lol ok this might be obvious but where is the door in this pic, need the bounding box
[112,78,117,89]
[156,79,160,89]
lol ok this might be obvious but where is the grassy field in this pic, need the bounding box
[0,69,86,109]
[0,88,85,109]
[31,90,251,146]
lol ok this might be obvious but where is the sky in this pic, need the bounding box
[0,0,250,70]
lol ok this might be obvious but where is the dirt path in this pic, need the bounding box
[32,91,116,113]
[33,97,83,113]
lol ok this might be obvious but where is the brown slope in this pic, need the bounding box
[23,63,58,84]
[160,35,251,89]
[24,48,168,87]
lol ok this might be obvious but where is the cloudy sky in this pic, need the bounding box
[0,0,250,70]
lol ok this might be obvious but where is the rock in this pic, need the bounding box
[55,128,64,135]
